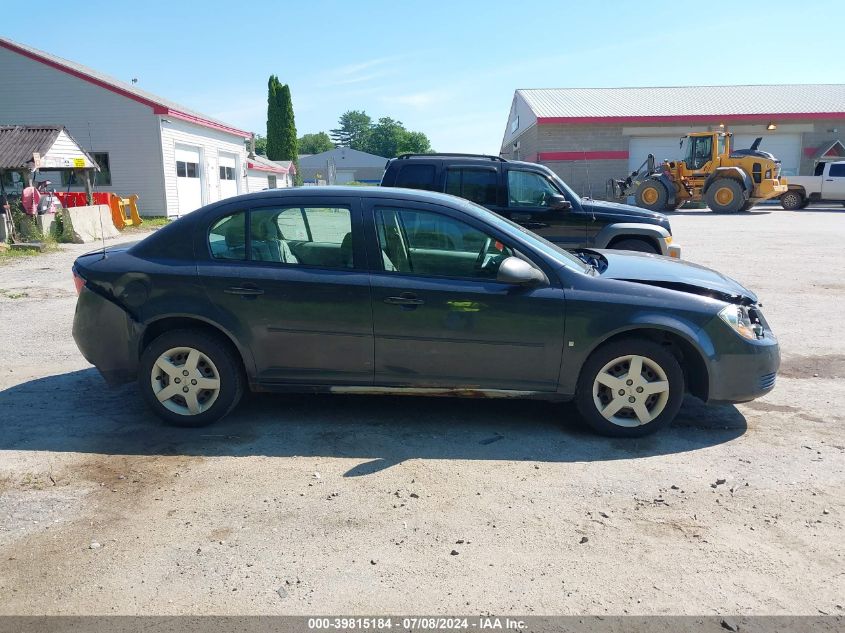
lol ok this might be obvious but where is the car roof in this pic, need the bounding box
[388,155,544,170]
[129,185,507,259]
[189,185,497,222]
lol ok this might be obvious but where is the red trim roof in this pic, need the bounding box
[0,39,252,139]
[248,161,287,174]
[537,112,845,126]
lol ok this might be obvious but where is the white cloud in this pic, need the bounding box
[319,56,401,87]
[381,90,450,110]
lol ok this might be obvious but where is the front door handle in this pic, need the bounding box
[225,285,264,297]
[384,293,424,307]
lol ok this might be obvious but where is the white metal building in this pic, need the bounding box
[0,37,254,217]
[500,85,845,198]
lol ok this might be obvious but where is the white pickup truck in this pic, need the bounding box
[780,160,845,209]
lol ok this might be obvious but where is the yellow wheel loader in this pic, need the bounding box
[608,132,788,213]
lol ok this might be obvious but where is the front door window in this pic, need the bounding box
[507,170,559,207]
[375,208,513,279]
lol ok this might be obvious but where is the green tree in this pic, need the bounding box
[330,110,372,149]
[248,134,267,156]
[397,130,433,155]
[361,117,405,158]
[298,132,334,155]
[266,78,301,185]
[265,75,284,160]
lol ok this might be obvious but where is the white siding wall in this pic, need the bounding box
[501,93,539,148]
[41,130,96,168]
[0,46,166,214]
[245,170,291,192]
[159,118,248,216]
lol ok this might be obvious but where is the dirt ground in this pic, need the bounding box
[0,205,843,616]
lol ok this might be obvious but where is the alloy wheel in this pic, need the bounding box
[592,354,670,427]
[150,346,221,416]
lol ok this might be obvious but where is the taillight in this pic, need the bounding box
[72,268,86,295]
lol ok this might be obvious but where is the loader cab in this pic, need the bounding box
[683,133,718,171]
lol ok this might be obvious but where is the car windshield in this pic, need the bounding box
[447,196,590,273]
[543,169,583,202]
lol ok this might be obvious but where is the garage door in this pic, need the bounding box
[336,170,356,184]
[628,136,686,173]
[218,152,239,200]
[730,134,801,176]
[175,145,203,215]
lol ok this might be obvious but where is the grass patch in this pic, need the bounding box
[0,246,42,261]
[0,288,29,299]
[123,216,171,233]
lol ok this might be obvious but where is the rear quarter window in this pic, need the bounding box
[394,164,436,191]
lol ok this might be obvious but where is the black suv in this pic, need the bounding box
[381,153,681,257]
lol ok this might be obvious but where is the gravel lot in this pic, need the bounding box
[0,206,843,616]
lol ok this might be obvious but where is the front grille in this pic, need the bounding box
[759,372,777,390]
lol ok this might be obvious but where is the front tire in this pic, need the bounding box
[575,339,684,437]
[780,190,805,211]
[139,329,244,427]
[635,180,669,212]
[705,179,745,213]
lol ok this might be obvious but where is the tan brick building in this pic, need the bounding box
[500,85,845,199]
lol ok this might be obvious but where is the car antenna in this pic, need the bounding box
[87,121,106,260]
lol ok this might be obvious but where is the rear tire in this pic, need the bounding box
[705,179,745,213]
[139,329,244,427]
[575,339,685,437]
[780,190,805,211]
[635,180,669,212]
[610,238,659,254]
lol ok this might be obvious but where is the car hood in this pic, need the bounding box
[580,199,670,228]
[596,250,758,304]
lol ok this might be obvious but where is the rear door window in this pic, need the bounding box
[444,168,497,206]
[207,207,353,268]
[394,164,436,191]
[209,212,247,260]
[829,164,845,177]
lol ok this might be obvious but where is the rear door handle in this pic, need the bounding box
[225,285,264,297]
[384,294,424,306]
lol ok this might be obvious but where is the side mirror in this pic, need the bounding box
[549,194,572,210]
[496,257,545,286]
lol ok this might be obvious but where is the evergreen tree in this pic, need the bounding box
[265,75,284,160]
[266,77,302,184]
[277,84,301,185]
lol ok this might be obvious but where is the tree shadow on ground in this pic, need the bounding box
[0,369,747,476]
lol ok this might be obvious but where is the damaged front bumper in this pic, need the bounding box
[703,317,780,404]
[72,285,141,386]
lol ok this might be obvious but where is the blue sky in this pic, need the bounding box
[4,0,843,154]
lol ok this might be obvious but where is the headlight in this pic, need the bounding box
[718,304,759,340]
[665,235,673,244]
